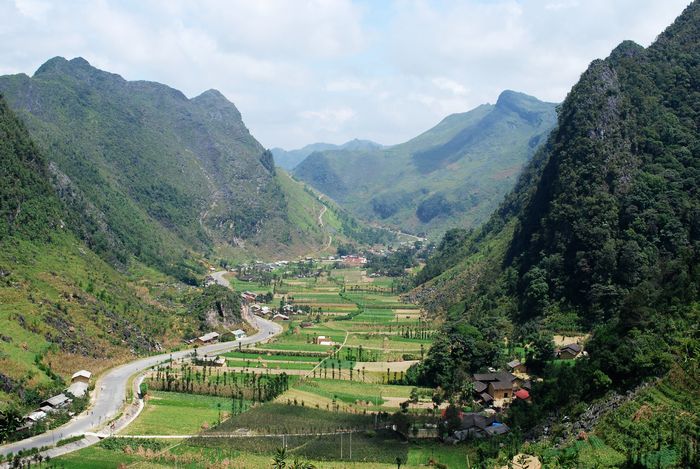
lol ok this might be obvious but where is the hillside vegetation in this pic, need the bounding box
[0,96,198,414]
[412,2,700,464]
[0,57,358,274]
[294,91,557,237]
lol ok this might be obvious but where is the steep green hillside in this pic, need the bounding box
[271,139,382,170]
[215,169,395,263]
[0,96,199,414]
[0,57,325,277]
[412,2,700,464]
[293,91,557,237]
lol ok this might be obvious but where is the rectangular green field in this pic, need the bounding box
[124,391,233,435]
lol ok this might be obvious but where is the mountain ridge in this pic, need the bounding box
[293,90,557,237]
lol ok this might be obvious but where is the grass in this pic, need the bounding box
[406,441,477,467]
[52,445,148,468]
[259,343,336,352]
[124,391,233,435]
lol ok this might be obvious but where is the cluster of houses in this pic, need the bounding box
[451,342,586,440]
[250,300,304,322]
[20,370,92,430]
[338,254,368,266]
[471,369,531,409]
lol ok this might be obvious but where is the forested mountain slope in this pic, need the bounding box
[294,91,557,237]
[0,57,339,274]
[412,2,700,464]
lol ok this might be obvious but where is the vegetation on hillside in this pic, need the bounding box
[294,91,557,237]
[412,2,700,464]
[0,95,202,426]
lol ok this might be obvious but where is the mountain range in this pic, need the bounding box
[271,139,383,171]
[293,90,558,237]
[0,57,390,276]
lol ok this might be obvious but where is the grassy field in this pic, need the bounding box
[124,391,233,435]
[56,437,477,468]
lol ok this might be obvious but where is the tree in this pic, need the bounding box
[272,447,287,469]
[0,407,22,443]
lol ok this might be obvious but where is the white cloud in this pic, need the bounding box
[0,0,692,148]
[13,0,51,20]
[432,77,469,97]
[299,107,356,132]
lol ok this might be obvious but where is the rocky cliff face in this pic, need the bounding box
[189,285,243,332]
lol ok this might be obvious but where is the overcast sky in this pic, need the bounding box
[0,0,692,149]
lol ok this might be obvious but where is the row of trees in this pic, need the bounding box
[148,365,290,403]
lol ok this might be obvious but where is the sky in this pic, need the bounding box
[0,0,692,149]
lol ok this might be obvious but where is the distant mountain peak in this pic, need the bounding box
[195,88,227,100]
[495,90,547,110]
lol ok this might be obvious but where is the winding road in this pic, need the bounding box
[0,271,281,460]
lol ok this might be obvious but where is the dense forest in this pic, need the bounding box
[411,1,700,464]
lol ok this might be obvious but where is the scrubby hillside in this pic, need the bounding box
[0,95,200,414]
[294,91,557,237]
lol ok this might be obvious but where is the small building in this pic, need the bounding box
[41,393,70,409]
[507,359,526,373]
[241,292,257,303]
[71,370,92,384]
[487,380,514,400]
[454,412,507,440]
[272,313,289,321]
[195,332,220,345]
[24,410,47,426]
[314,335,334,346]
[66,381,89,398]
[232,329,247,340]
[515,389,530,401]
[557,343,582,359]
[484,422,510,436]
[473,371,516,384]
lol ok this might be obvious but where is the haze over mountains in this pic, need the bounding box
[271,139,383,171]
[292,91,557,237]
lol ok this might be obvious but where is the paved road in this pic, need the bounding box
[0,271,281,458]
